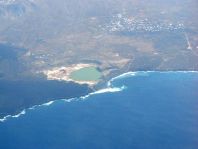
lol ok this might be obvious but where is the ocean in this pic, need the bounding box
[0,72,198,149]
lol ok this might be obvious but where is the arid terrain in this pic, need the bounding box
[0,0,198,117]
[0,0,198,83]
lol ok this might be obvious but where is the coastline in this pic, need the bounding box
[1,71,198,123]
[42,63,101,86]
[0,79,92,121]
[0,71,126,122]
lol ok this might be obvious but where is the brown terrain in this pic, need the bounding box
[0,0,197,118]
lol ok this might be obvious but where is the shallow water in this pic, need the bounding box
[70,66,102,81]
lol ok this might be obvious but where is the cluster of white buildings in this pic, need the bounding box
[103,13,184,33]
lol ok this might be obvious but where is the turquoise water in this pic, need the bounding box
[0,72,198,149]
[69,66,102,81]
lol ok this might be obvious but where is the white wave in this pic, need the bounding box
[1,71,197,123]
[80,86,126,100]
[62,98,76,103]
[12,110,26,118]
[0,97,77,123]
[0,110,26,122]
[42,101,55,106]
[108,71,198,87]
[0,115,10,122]
[93,86,126,94]
[107,71,146,87]
[0,85,126,122]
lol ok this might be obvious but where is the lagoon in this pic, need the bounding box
[69,66,102,82]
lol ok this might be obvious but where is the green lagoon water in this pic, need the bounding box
[70,67,101,81]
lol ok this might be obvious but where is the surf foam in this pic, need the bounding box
[107,71,198,87]
[80,86,126,100]
[1,71,197,123]
[0,110,26,122]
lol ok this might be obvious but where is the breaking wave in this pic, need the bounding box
[80,86,126,100]
[0,98,75,123]
[108,71,198,86]
[0,110,26,122]
[0,71,197,123]
[0,76,127,123]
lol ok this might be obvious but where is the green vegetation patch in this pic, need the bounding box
[69,67,102,82]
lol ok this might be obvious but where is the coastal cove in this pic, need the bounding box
[0,0,198,148]
[0,71,198,149]
[1,71,198,122]
[43,64,103,86]
[70,66,102,82]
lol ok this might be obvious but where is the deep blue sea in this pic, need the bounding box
[0,72,198,149]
